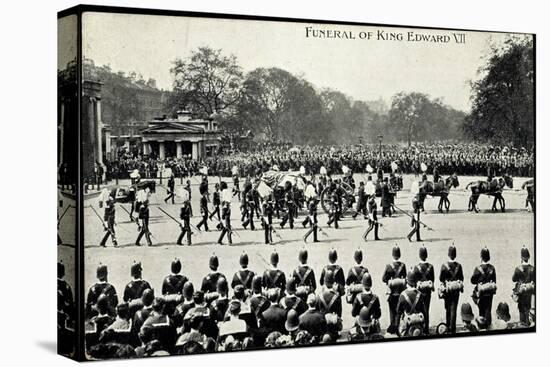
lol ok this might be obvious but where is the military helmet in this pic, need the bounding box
[58,262,65,279]
[328,249,338,263]
[270,251,279,266]
[239,252,249,267]
[252,275,263,293]
[419,246,428,261]
[171,258,182,274]
[354,249,363,264]
[285,309,300,332]
[392,245,401,260]
[183,281,194,299]
[480,247,491,262]
[361,273,372,288]
[131,262,142,278]
[521,247,530,261]
[209,255,219,270]
[96,264,108,280]
[406,269,416,287]
[357,306,372,327]
[299,249,308,264]
[141,288,155,306]
[448,245,457,260]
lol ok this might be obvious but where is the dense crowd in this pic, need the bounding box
[103,142,534,183]
[58,245,534,359]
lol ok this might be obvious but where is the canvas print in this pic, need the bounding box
[57,7,535,360]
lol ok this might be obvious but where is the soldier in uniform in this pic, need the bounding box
[164,174,176,204]
[326,184,341,229]
[86,294,115,349]
[196,188,209,232]
[439,245,464,333]
[381,177,392,217]
[407,195,422,242]
[217,182,233,245]
[397,271,425,337]
[211,278,230,322]
[261,194,275,244]
[363,195,381,241]
[231,252,256,292]
[209,183,221,221]
[58,262,74,318]
[201,255,226,294]
[232,169,241,200]
[135,200,152,247]
[412,246,435,334]
[263,251,286,298]
[173,282,195,328]
[123,262,152,302]
[346,249,369,299]
[177,199,192,246]
[382,246,407,335]
[249,276,270,322]
[99,193,118,247]
[162,258,189,295]
[280,278,307,316]
[132,289,155,344]
[242,183,256,231]
[292,249,317,301]
[352,182,367,220]
[512,247,535,326]
[350,273,382,340]
[303,195,320,243]
[470,247,497,328]
[320,249,345,293]
[318,270,343,317]
[86,264,118,318]
[280,181,296,229]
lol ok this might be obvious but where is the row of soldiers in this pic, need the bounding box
[58,245,534,358]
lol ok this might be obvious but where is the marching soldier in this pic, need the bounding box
[231,252,256,292]
[303,195,320,243]
[164,174,176,204]
[352,181,367,220]
[263,251,286,298]
[407,195,422,242]
[242,183,256,231]
[280,278,307,316]
[280,181,296,229]
[135,200,152,247]
[196,187,209,232]
[262,194,275,244]
[439,245,464,333]
[363,195,381,241]
[292,249,317,301]
[99,193,117,248]
[412,246,435,334]
[232,167,241,200]
[470,247,497,328]
[201,255,226,294]
[86,264,118,317]
[217,182,233,245]
[320,249,345,293]
[326,183,341,229]
[123,262,152,302]
[177,199,192,246]
[512,247,535,326]
[397,271,426,337]
[162,258,189,295]
[382,245,407,335]
[381,177,392,217]
[209,183,221,221]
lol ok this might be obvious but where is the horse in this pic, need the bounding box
[521,178,535,212]
[417,174,460,213]
[465,175,513,213]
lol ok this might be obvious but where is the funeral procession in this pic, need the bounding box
[57,15,534,360]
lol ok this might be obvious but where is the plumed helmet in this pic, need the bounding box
[406,269,416,287]
[419,246,428,261]
[392,245,401,260]
[209,255,219,270]
[286,278,296,293]
[58,262,65,279]
[252,275,263,292]
[521,247,530,261]
[328,249,338,263]
[216,277,228,294]
[361,273,372,288]
[480,247,491,262]
[270,251,279,266]
[96,264,108,280]
[141,288,155,306]
[131,262,142,277]
[183,281,194,299]
[324,270,335,286]
[171,258,182,274]
[239,252,249,267]
[354,249,363,264]
[448,245,457,260]
[299,249,308,264]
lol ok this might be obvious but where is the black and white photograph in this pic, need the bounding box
[56,4,535,361]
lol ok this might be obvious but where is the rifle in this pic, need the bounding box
[393,205,435,231]
[88,205,116,237]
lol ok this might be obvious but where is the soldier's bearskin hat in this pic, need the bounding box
[131,262,142,277]
[209,255,219,270]
[270,251,279,266]
[299,249,308,264]
[354,249,363,264]
[448,245,457,260]
[171,258,182,274]
[419,246,428,261]
[328,249,338,263]
[362,273,372,288]
[96,264,108,280]
[480,247,491,262]
[392,245,401,260]
[521,247,530,260]
[239,252,249,267]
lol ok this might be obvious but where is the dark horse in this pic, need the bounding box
[522,178,535,212]
[466,175,513,213]
[418,174,460,213]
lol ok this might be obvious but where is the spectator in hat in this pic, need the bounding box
[493,302,512,330]
[298,294,327,338]
[459,303,477,333]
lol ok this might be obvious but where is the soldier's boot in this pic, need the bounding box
[146,233,153,247]
[100,232,109,247]
[313,227,319,242]
[176,231,184,246]
[135,232,143,246]
[217,230,226,245]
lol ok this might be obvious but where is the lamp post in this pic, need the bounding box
[377,134,383,158]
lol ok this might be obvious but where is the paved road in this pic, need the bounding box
[58,173,535,335]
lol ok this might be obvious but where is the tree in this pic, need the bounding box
[170,47,243,118]
[464,36,534,147]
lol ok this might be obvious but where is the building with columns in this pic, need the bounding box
[82,79,109,180]
[139,110,221,160]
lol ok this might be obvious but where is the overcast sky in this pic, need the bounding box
[74,12,520,112]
